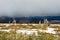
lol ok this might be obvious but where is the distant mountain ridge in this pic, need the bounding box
[0,16,60,23]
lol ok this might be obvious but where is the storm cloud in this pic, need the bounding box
[0,0,60,17]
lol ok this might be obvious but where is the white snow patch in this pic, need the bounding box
[38,27,56,34]
[0,29,11,32]
[17,30,37,35]
[0,27,56,34]
[17,27,56,35]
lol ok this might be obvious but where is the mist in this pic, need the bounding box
[0,0,60,17]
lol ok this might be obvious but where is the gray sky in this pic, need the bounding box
[0,0,60,17]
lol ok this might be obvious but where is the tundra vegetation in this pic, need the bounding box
[0,31,56,40]
[0,23,60,40]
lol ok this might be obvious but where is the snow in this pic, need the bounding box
[0,29,11,32]
[17,27,56,35]
[0,27,56,35]
[0,24,56,34]
[40,27,56,34]
[17,30,37,35]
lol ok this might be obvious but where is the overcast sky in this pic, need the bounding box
[0,0,60,17]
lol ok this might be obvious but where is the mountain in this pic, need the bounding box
[0,16,60,23]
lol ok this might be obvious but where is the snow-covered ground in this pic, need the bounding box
[17,27,56,35]
[0,27,56,35]
[0,24,57,35]
[0,29,11,32]
[0,23,60,26]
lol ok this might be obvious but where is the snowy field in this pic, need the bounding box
[0,23,58,35]
[0,27,56,35]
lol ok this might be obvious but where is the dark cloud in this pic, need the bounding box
[0,0,60,17]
